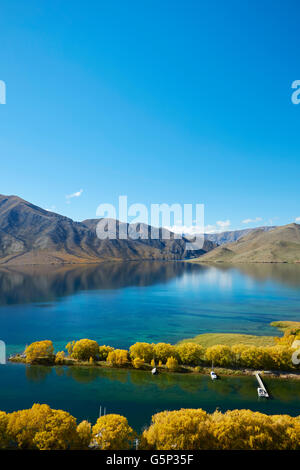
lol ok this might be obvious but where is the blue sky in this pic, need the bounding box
[0,0,300,232]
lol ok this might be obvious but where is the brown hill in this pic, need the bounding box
[192,223,300,263]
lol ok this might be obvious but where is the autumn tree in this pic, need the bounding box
[92,414,135,450]
[166,356,179,371]
[141,408,300,450]
[71,339,99,361]
[141,409,211,450]
[55,351,65,365]
[106,349,129,366]
[176,343,205,365]
[205,345,234,367]
[153,343,176,364]
[66,340,75,356]
[132,357,145,369]
[0,411,8,449]
[129,342,154,363]
[7,404,78,450]
[98,345,114,361]
[76,420,92,449]
[25,340,55,364]
[210,409,300,450]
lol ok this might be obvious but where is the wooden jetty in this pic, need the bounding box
[255,372,269,398]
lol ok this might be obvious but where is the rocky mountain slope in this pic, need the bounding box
[195,223,300,263]
[0,195,214,265]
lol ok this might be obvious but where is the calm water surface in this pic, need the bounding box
[0,261,300,354]
[0,363,300,430]
[0,261,299,424]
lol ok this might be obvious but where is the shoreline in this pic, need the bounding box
[8,356,300,381]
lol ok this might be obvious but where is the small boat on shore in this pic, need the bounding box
[210,371,217,380]
[257,387,268,398]
[151,367,158,375]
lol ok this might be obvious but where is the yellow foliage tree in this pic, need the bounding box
[153,343,176,364]
[7,403,78,450]
[132,357,145,369]
[92,414,135,450]
[98,345,114,361]
[66,340,75,356]
[25,340,54,364]
[166,356,179,371]
[176,343,205,365]
[141,409,211,450]
[129,342,154,363]
[55,351,65,365]
[205,345,234,367]
[141,408,300,450]
[71,339,99,361]
[76,420,92,449]
[0,411,8,449]
[106,349,129,366]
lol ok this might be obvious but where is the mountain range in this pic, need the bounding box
[0,194,214,265]
[205,226,274,245]
[1,194,299,265]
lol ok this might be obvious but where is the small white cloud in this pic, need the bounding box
[66,189,83,203]
[166,220,231,235]
[216,220,231,228]
[242,217,262,224]
[295,217,300,223]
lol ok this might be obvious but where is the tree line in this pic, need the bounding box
[22,329,300,372]
[0,404,299,450]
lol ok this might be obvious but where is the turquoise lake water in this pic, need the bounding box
[0,261,299,427]
[1,362,300,431]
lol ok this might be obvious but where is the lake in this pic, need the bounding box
[0,363,300,431]
[0,261,299,426]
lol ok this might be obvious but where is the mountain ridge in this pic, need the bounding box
[193,223,300,263]
[0,194,214,265]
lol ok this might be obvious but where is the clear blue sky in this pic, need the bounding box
[0,0,299,231]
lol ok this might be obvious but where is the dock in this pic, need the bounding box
[255,372,269,398]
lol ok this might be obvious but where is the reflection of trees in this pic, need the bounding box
[54,366,65,377]
[0,262,206,305]
[265,378,300,402]
[65,366,103,384]
[25,365,52,382]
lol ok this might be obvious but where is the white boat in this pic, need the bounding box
[257,387,268,398]
[210,371,217,380]
[151,367,158,375]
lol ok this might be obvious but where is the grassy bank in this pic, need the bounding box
[178,332,276,348]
